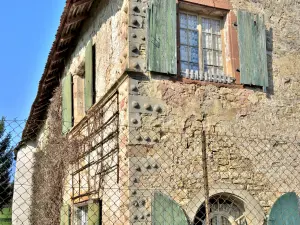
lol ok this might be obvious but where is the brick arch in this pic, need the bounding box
[184,183,265,225]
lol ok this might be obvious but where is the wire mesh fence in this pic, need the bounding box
[1,117,300,225]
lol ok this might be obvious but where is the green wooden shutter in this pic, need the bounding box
[60,204,70,225]
[268,192,300,225]
[237,11,268,91]
[85,41,93,111]
[148,0,177,75]
[88,202,100,225]
[62,73,72,134]
[152,192,189,225]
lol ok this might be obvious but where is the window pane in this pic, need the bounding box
[212,20,221,34]
[207,66,214,75]
[214,51,222,66]
[202,18,211,33]
[189,30,198,46]
[203,49,213,65]
[190,63,199,71]
[202,33,212,49]
[212,35,221,50]
[179,12,201,78]
[181,61,189,73]
[180,29,188,45]
[180,46,188,61]
[213,51,218,66]
[180,13,187,28]
[201,17,223,76]
[216,67,223,76]
[190,47,199,63]
[188,15,198,30]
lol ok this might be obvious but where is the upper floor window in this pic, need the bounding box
[62,41,97,134]
[148,1,269,90]
[179,12,224,77]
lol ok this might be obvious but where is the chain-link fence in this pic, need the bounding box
[1,117,300,225]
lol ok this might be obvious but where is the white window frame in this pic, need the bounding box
[179,11,226,78]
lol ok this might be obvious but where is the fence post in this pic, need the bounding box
[202,130,210,225]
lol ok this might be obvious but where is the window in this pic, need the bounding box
[74,205,88,225]
[179,12,224,78]
[194,194,247,225]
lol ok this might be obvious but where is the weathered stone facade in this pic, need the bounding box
[13,0,300,224]
[123,0,300,224]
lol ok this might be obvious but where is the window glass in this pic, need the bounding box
[179,12,199,75]
[75,206,88,225]
[180,13,223,77]
[202,18,223,75]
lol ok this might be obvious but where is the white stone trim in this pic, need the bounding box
[12,141,37,225]
[184,183,265,225]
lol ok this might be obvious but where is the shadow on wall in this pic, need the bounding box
[266,27,274,98]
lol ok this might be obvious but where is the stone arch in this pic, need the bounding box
[184,183,265,225]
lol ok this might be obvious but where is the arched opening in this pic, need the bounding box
[193,193,247,225]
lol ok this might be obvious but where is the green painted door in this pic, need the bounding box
[268,192,300,225]
[152,192,189,225]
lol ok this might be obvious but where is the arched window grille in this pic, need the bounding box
[194,193,248,225]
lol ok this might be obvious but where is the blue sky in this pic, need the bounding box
[0,0,65,120]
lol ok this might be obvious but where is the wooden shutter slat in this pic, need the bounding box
[60,204,70,225]
[238,11,268,91]
[152,192,189,225]
[85,41,93,111]
[268,192,300,225]
[88,202,100,225]
[148,0,177,75]
[62,73,72,134]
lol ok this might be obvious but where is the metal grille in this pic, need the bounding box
[1,117,299,225]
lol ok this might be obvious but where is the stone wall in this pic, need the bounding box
[124,0,300,224]
[14,0,300,224]
[66,0,128,101]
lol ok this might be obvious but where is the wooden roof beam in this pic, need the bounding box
[60,33,76,42]
[48,68,60,75]
[66,15,88,26]
[45,75,58,84]
[73,0,93,7]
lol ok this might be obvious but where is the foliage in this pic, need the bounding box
[30,87,80,225]
[0,118,13,210]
